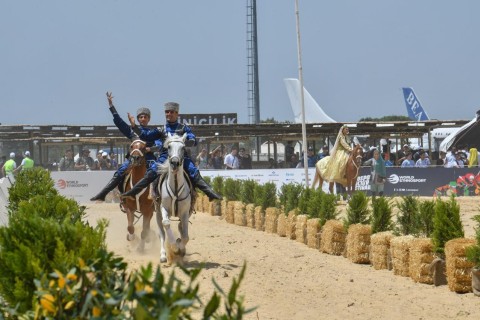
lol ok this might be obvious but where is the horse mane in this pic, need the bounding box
[157,134,185,175]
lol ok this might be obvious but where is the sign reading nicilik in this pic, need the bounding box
[178,113,237,125]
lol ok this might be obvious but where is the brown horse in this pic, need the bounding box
[312,144,364,198]
[122,139,154,252]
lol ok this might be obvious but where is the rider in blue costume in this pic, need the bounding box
[90,92,162,201]
[121,101,222,201]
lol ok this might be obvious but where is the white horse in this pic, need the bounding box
[155,133,192,264]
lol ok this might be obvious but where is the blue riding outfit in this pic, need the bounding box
[90,105,160,202]
[122,102,222,201]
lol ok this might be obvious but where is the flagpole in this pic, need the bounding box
[294,0,309,187]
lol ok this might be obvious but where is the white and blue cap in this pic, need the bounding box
[9,152,15,158]
[24,151,30,156]
[136,107,151,118]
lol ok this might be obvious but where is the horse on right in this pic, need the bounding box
[312,144,364,199]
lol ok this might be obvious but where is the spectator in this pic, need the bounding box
[289,154,299,168]
[396,144,411,165]
[14,151,34,173]
[318,145,329,160]
[299,146,319,168]
[238,148,252,169]
[268,157,277,169]
[210,146,224,169]
[196,148,209,169]
[437,151,446,166]
[444,150,458,168]
[58,149,76,171]
[109,151,118,170]
[363,149,386,197]
[455,152,465,168]
[96,151,111,170]
[224,146,239,170]
[400,152,415,167]
[75,148,94,171]
[2,152,17,177]
[285,141,295,165]
[468,148,478,168]
[0,156,5,176]
[415,151,431,168]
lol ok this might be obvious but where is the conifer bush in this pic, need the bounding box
[278,182,303,214]
[223,178,241,201]
[260,182,277,210]
[466,214,480,267]
[306,188,324,219]
[371,196,393,234]
[319,193,338,227]
[431,196,464,256]
[415,199,436,237]
[240,179,257,204]
[297,187,313,215]
[395,195,419,235]
[212,176,224,198]
[343,191,370,229]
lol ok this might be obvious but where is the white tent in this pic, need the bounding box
[439,110,480,152]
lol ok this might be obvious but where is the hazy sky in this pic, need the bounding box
[1,1,479,125]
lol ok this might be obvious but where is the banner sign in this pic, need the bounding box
[177,113,237,125]
[46,167,480,204]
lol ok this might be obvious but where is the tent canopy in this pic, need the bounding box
[439,110,480,152]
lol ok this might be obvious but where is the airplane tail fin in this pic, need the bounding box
[284,78,336,123]
[402,87,430,121]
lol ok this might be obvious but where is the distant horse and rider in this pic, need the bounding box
[312,125,364,199]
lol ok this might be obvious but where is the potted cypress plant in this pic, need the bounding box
[466,214,480,296]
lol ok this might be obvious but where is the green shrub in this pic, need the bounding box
[431,196,464,256]
[278,182,303,214]
[223,178,241,201]
[343,191,370,229]
[415,199,436,237]
[253,183,265,208]
[260,182,277,210]
[0,197,107,312]
[1,250,252,319]
[319,193,338,227]
[212,176,224,197]
[298,187,313,215]
[371,196,393,234]
[240,179,258,204]
[467,214,480,268]
[305,188,324,219]
[395,195,419,235]
[7,167,58,212]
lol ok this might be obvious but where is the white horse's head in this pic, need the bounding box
[164,133,187,172]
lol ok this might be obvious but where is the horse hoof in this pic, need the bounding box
[127,233,135,241]
[160,256,167,263]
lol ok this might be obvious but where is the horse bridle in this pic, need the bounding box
[349,147,363,179]
[129,140,146,166]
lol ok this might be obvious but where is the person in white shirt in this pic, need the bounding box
[415,151,431,168]
[401,153,415,167]
[224,146,239,170]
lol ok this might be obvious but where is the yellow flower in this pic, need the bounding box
[78,258,85,268]
[64,300,75,310]
[66,273,78,282]
[92,306,102,317]
[40,294,56,314]
[145,285,153,293]
[91,289,98,297]
[58,275,66,289]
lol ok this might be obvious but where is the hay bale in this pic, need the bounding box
[254,206,264,231]
[408,238,434,284]
[220,199,227,218]
[208,201,221,216]
[295,215,308,244]
[245,204,255,228]
[277,212,287,237]
[320,220,346,255]
[225,201,235,224]
[265,207,279,234]
[233,201,246,226]
[390,235,415,277]
[345,224,371,264]
[286,210,297,240]
[306,218,321,249]
[202,195,210,213]
[445,238,476,293]
[370,231,394,270]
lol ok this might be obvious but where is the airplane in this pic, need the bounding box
[284,78,336,123]
[401,87,459,150]
[402,87,430,121]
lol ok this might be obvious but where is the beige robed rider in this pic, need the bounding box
[319,125,353,186]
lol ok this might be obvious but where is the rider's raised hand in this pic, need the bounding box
[127,112,136,127]
[106,92,114,108]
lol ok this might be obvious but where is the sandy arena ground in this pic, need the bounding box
[85,197,480,320]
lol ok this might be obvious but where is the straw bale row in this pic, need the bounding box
[245,204,255,228]
[265,208,279,233]
[295,215,308,244]
[254,206,264,231]
[445,238,476,293]
[306,218,321,249]
[233,201,246,226]
[345,224,371,264]
[277,213,287,237]
[285,210,297,240]
[409,238,434,284]
[390,235,414,277]
[370,231,394,270]
[320,220,346,255]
